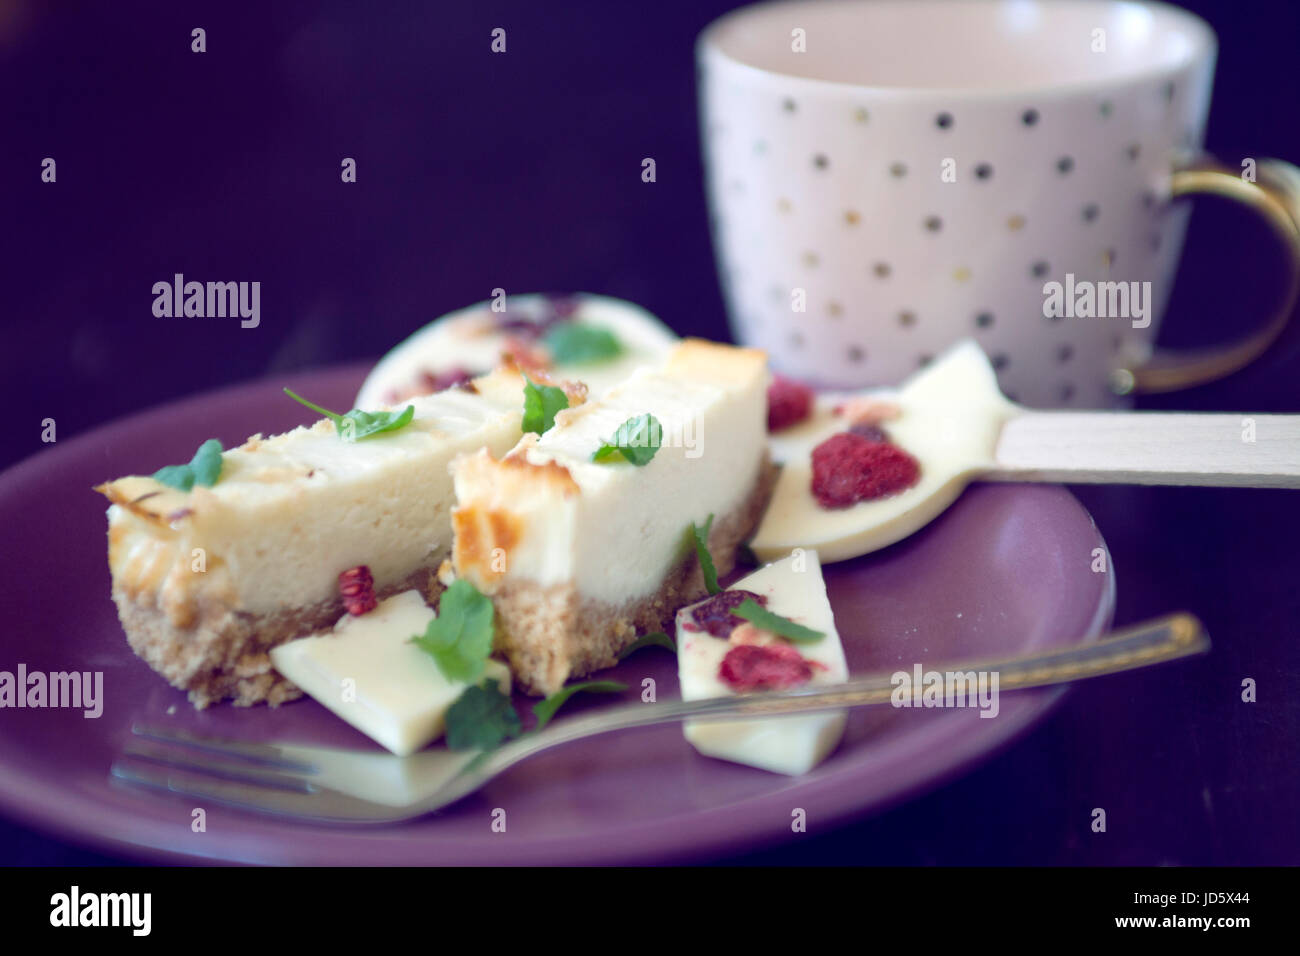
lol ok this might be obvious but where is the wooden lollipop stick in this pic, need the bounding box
[989,412,1300,488]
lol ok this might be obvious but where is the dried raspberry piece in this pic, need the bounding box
[811,431,920,508]
[545,294,580,320]
[496,314,546,339]
[338,565,377,616]
[689,589,767,638]
[422,367,475,393]
[767,375,815,431]
[847,422,890,443]
[495,295,577,338]
[719,643,813,691]
[385,367,477,404]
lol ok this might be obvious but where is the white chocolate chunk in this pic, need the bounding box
[271,591,511,757]
[356,293,679,408]
[676,550,848,775]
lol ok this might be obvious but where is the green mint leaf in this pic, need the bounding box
[283,388,414,442]
[188,439,224,487]
[410,579,496,684]
[522,377,569,435]
[445,679,521,751]
[282,387,344,427]
[152,438,225,491]
[532,680,627,732]
[591,413,662,466]
[151,465,195,491]
[690,515,720,595]
[340,404,416,441]
[618,631,676,660]
[733,598,825,644]
[544,321,623,365]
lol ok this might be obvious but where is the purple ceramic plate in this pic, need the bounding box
[0,365,1114,865]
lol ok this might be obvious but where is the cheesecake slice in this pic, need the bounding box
[450,339,774,696]
[675,549,849,775]
[96,367,528,708]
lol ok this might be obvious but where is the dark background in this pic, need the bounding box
[2,0,1297,865]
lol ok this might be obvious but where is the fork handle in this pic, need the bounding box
[485,612,1208,768]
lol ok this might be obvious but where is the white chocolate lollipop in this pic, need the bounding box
[754,340,1300,563]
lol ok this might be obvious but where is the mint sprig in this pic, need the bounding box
[444,679,521,751]
[544,322,623,364]
[522,376,569,435]
[532,680,627,732]
[690,514,720,595]
[283,388,414,442]
[410,579,496,684]
[733,599,825,644]
[446,674,628,754]
[618,631,676,660]
[152,439,224,491]
[592,413,662,466]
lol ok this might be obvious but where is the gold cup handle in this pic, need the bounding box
[1113,156,1300,394]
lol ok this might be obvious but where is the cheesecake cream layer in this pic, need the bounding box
[451,339,771,695]
[96,367,527,707]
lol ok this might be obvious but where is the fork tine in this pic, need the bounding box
[110,758,407,824]
[121,738,316,790]
[130,723,318,771]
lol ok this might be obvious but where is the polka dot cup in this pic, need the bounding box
[700,0,1300,407]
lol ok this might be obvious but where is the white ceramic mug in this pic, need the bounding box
[699,0,1300,406]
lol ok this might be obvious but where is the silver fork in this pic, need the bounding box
[110,612,1207,824]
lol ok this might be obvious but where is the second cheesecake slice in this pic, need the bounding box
[450,339,774,696]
